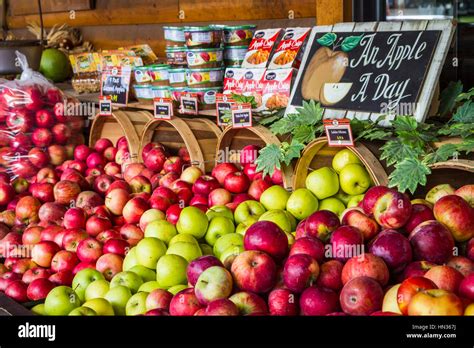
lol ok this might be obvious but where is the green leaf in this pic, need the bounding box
[456,138,474,154]
[341,35,363,52]
[451,100,474,124]
[456,87,474,103]
[359,129,392,141]
[255,144,283,178]
[438,123,474,138]
[282,141,305,165]
[270,113,298,135]
[380,139,424,166]
[292,125,316,144]
[392,116,418,133]
[389,158,431,194]
[296,100,324,126]
[316,33,337,47]
[231,93,258,109]
[425,143,458,164]
[438,81,463,117]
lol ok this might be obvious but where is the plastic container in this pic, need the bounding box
[186,47,224,68]
[187,86,222,110]
[133,66,153,85]
[223,25,256,46]
[170,86,187,108]
[151,86,171,99]
[224,46,248,67]
[184,26,223,48]
[148,64,170,86]
[166,47,187,67]
[163,26,186,47]
[169,68,187,87]
[133,84,154,104]
[186,67,224,87]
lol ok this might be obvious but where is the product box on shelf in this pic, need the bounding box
[268,27,311,70]
[241,28,282,68]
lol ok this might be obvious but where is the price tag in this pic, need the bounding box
[99,95,112,116]
[100,66,131,106]
[153,98,173,119]
[324,118,354,147]
[216,94,234,126]
[231,103,252,128]
[180,93,199,115]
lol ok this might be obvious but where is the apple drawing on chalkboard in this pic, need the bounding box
[302,33,362,106]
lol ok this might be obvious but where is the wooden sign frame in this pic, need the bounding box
[286,20,456,124]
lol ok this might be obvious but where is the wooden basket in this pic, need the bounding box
[415,159,474,196]
[216,125,294,188]
[89,110,153,163]
[140,118,221,173]
[293,137,389,190]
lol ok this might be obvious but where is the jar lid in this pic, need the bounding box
[186,47,224,53]
[184,26,222,32]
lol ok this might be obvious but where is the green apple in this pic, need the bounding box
[332,148,362,173]
[138,281,166,293]
[260,185,290,210]
[125,292,148,316]
[122,247,139,271]
[286,188,319,220]
[195,266,233,303]
[31,303,47,316]
[44,286,80,316]
[72,268,105,302]
[169,233,198,245]
[285,210,297,231]
[205,216,235,246]
[136,237,167,269]
[110,271,143,294]
[234,200,266,224]
[176,206,209,239]
[156,254,188,288]
[206,205,234,221]
[167,284,188,295]
[104,285,132,316]
[335,189,352,205]
[236,216,258,235]
[285,231,295,246]
[145,220,177,245]
[319,197,346,217]
[258,209,292,232]
[166,241,202,262]
[85,279,110,301]
[425,184,455,204]
[213,233,243,258]
[219,244,244,268]
[200,243,214,256]
[339,163,371,195]
[305,167,339,199]
[83,298,114,316]
[129,265,156,282]
[68,306,97,316]
[347,194,365,208]
[139,208,165,230]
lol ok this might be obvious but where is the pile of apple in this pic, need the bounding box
[0,82,85,180]
[0,132,473,317]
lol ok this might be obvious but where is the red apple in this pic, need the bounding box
[119,224,143,241]
[103,238,129,257]
[224,172,250,194]
[129,175,152,194]
[459,273,474,300]
[193,175,220,196]
[51,250,79,273]
[407,289,463,316]
[447,256,474,277]
[86,215,113,237]
[0,182,15,206]
[433,195,474,242]
[424,265,464,293]
[15,196,41,224]
[122,197,149,224]
[5,280,28,302]
[342,253,389,286]
[243,163,259,181]
[159,172,179,189]
[408,220,455,264]
[105,188,130,216]
[169,288,202,316]
[11,258,35,274]
[76,237,103,263]
[94,138,113,154]
[397,276,438,315]
[341,207,380,241]
[300,286,339,316]
[48,270,74,286]
[146,289,173,312]
[52,123,71,145]
[95,253,123,280]
[166,204,182,225]
[180,166,203,185]
[187,255,223,287]
[39,225,63,243]
[63,207,87,229]
[37,167,59,185]
[240,145,260,165]
[27,278,55,301]
[163,156,184,174]
[404,203,435,233]
[35,109,55,128]
[368,229,412,273]
[22,267,51,284]
[144,148,166,172]
[29,183,54,203]
[103,146,117,162]
[53,180,81,205]
[340,276,384,316]
[229,291,268,315]
[455,184,474,207]
[22,226,43,245]
[301,210,340,242]
[231,250,277,294]
[268,288,298,316]
[270,168,283,185]
[361,186,391,216]
[212,163,239,186]
[316,260,343,292]
[96,230,122,243]
[373,190,412,229]
[38,202,67,225]
[289,236,325,263]
[283,254,319,293]
[93,175,115,196]
[244,221,288,261]
[205,298,239,316]
[104,162,121,177]
[0,271,21,291]
[329,226,364,262]
[62,228,88,252]
[208,188,232,207]
[401,261,436,281]
[31,241,60,268]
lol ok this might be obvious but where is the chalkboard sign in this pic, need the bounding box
[232,103,252,128]
[154,98,173,119]
[100,67,132,106]
[287,21,455,123]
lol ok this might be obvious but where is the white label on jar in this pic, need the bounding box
[135,87,153,99]
[224,48,247,61]
[187,50,223,67]
[204,90,217,104]
[169,71,186,84]
[189,31,212,44]
[165,29,185,42]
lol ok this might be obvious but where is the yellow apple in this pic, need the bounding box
[407,289,464,316]
[382,284,402,314]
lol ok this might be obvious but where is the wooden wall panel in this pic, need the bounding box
[9,0,93,16]
[315,0,344,25]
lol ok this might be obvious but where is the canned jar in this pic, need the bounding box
[166,47,187,67]
[170,86,187,108]
[148,64,170,86]
[169,68,187,87]
[133,84,154,104]
[184,26,223,48]
[186,47,224,68]
[164,26,186,47]
[187,86,223,110]
[223,25,256,46]
[133,66,153,85]
[151,86,172,99]
[186,67,224,87]
[224,46,248,67]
